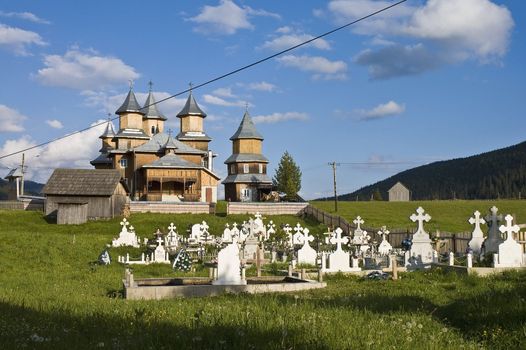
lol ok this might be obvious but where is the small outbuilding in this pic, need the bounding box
[43,169,129,224]
[388,182,410,202]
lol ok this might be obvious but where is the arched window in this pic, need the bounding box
[151,126,156,135]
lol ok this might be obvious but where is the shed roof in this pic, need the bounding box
[224,153,268,164]
[4,167,23,179]
[230,111,263,140]
[221,173,272,184]
[388,181,409,193]
[43,169,127,196]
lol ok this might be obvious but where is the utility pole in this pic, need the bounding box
[20,153,25,197]
[328,162,340,212]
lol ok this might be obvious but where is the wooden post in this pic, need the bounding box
[301,268,306,280]
[391,255,398,280]
[318,269,323,282]
[288,264,293,277]
[256,244,262,277]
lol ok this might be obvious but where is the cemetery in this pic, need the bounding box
[1,201,525,348]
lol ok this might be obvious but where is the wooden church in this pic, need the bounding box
[91,85,219,202]
[222,110,272,202]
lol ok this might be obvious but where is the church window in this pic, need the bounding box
[120,159,128,168]
[258,164,263,174]
[230,164,236,174]
[151,126,156,135]
[243,164,249,174]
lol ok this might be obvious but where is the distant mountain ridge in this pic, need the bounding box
[0,178,44,200]
[334,141,526,201]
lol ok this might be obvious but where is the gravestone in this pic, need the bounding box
[283,224,293,248]
[266,221,276,240]
[253,212,267,238]
[222,224,233,243]
[112,218,140,248]
[213,235,246,285]
[295,227,317,265]
[325,228,358,272]
[483,206,504,254]
[152,237,170,264]
[494,214,524,268]
[408,207,434,266]
[468,211,486,255]
[351,216,371,255]
[165,223,179,253]
[377,226,393,256]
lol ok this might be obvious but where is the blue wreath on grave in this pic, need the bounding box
[401,238,412,251]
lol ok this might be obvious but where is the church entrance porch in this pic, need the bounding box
[143,168,201,202]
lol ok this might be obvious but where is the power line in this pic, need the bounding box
[0,0,408,161]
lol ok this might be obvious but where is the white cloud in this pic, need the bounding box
[261,33,331,51]
[203,94,249,108]
[0,23,46,55]
[0,120,107,183]
[0,11,50,24]
[212,87,237,98]
[276,26,292,34]
[252,112,309,124]
[277,54,347,80]
[189,0,280,35]
[45,119,63,129]
[327,0,514,78]
[247,81,277,92]
[357,100,405,120]
[36,48,139,90]
[404,0,513,61]
[0,104,27,132]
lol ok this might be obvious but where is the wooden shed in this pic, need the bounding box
[43,169,129,222]
[388,182,410,202]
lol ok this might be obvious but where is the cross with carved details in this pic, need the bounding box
[499,214,520,242]
[410,207,431,235]
[330,227,348,252]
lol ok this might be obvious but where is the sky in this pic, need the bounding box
[0,0,524,200]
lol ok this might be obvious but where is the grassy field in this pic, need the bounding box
[0,210,525,349]
[311,200,526,232]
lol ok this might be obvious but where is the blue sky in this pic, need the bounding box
[0,0,524,199]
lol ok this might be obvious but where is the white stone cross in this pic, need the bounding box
[469,211,486,229]
[168,223,176,233]
[266,221,276,237]
[499,214,520,242]
[353,216,364,231]
[156,236,163,246]
[377,226,390,241]
[283,224,293,246]
[120,218,129,233]
[293,223,305,244]
[329,227,348,252]
[201,221,209,234]
[255,212,262,220]
[129,225,135,232]
[410,207,431,235]
[293,223,303,234]
[296,228,314,246]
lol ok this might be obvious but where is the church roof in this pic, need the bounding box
[141,91,167,120]
[114,128,150,140]
[177,91,207,118]
[176,131,212,141]
[142,153,203,169]
[221,173,272,184]
[164,133,178,149]
[224,153,268,164]
[90,152,112,165]
[230,111,263,140]
[133,132,206,154]
[99,120,116,139]
[116,89,144,115]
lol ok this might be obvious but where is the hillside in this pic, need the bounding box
[0,178,45,200]
[339,141,526,201]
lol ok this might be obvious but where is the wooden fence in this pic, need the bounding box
[303,205,526,253]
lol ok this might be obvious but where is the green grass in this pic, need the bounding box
[311,200,526,232]
[0,210,525,349]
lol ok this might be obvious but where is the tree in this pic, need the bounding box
[273,151,302,201]
[372,188,383,201]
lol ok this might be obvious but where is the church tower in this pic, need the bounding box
[113,86,150,150]
[142,82,167,136]
[90,118,115,169]
[222,110,272,202]
[176,88,211,152]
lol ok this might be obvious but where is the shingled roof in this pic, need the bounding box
[230,111,263,140]
[116,89,144,115]
[43,169,127,196]
[177,91,207,118]
[141,91,167,120]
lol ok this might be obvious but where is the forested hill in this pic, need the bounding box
[0,178,44,200]
[338,141,526,201]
